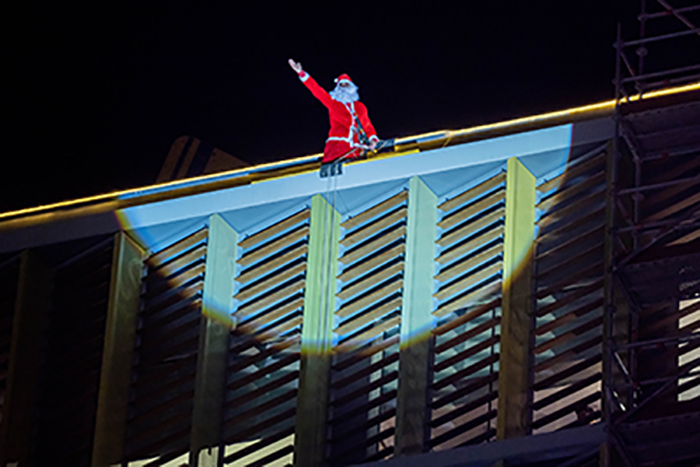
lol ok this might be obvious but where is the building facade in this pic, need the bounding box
[1,84,699,466]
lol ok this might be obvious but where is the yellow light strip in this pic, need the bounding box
[2,81,698,221]
[0,153,321,220]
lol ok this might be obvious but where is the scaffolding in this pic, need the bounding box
[606,0,700,464]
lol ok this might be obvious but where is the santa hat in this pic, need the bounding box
[334,73,353,85]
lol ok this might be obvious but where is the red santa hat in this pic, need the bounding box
[334,73,353,85]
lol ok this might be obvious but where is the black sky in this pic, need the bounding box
[4,1,642,213]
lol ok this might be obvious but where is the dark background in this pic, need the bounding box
[4,1,646,213]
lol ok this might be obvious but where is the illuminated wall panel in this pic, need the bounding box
[126,227,206,463]
[222,207,309,466]
[429,171,506,450]
[531,148,608,434]
[328,188,408,464]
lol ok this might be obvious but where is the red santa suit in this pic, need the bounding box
[297,71,379,163]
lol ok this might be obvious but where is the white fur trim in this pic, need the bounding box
[299,72,309,82]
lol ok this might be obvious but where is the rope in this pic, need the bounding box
[318,144,365,351]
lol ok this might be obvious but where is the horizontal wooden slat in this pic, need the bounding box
[332,353,400,389]
[332,335,400,372]
[342,191,408,230]
[534,336,602,373]
[335,298,402,335]
[533,354,601,391]
[533,372,601,411]
[227,337,297,373]
[537,152,605,194]
[435,316,501,354]
[235,262,306,302]
[435,261,503,301]
[340,226,406,265]
[639,299,700,338]
[436,243,503,283]
[224,406,298,446]
[535,280,603,318]
[146,228,207,268]
[147,298,202,330]
[434,335,500,373]
[430,389,498,428]
[668,227,700,246]
[532,392,600,429]
[433,297,501,336]
[341,207,407,247]
[338,262,404,300]
[256,316,303,342]
[338,244,404,283]
[430,409,497,448]
[642,173,700,209]
[536,261,603,299]
[144,263,205,300]
[434,282,501,318]
[238,225,309,267]
[537,187,606,229]
[236,244,308,284]
[235,279,305,317]
[336,280,403,319]
[536,206,605,244]
[236,297,305,332]
[437,226,504,265]
[155,245,207,278]
[227,353,300,391]
[440,173,506,212]
[536,225,604,261]
[535,316,603,354]
[330,407,396,438]
[141,282,203,317]
[431,373,498,409]
[433,353,500,391]
[438,208,505,248]
[232,372,299,407]
[537,170,605,211]
[332,371,398,407]
[238,209,310,249]
[330,389,397,428]
[137,334,200,367]
[244,443,295,467]
[335,317,401,352]
[439,189,506,230]
[644,190,700,222]
[536,298,603,336]
[535,242,602,284]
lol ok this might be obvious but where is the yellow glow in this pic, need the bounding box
[2,81,698,222]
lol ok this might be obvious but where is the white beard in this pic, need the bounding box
[330,82,360,103]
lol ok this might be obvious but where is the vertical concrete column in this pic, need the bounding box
[294,194,340,467]
[190,214,237,466]
[91,232,144,467]
[395,176,438,456]
[0,250,51,467]
[497,157,536,440]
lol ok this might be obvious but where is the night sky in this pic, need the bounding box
[4,1,641,213]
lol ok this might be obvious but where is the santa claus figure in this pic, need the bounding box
[289,58,379,163]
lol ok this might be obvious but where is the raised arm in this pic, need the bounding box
[358,103,379,149]
[288,58,332,108]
